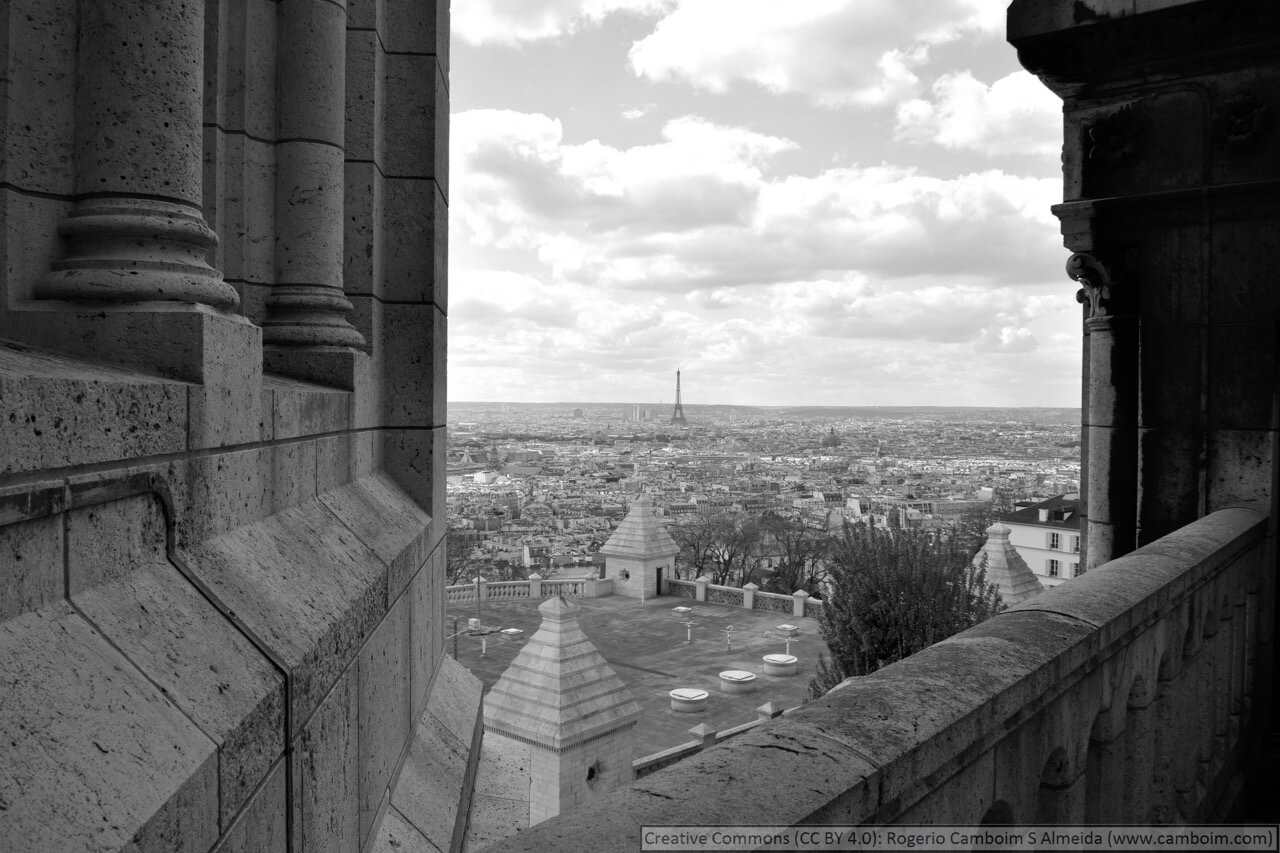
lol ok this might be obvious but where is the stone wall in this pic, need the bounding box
[0,1,463,851]
[485,508,1273,849]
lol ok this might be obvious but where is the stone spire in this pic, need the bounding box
[973,521,1043,606]
[483,595,640,823]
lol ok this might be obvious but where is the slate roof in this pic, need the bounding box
[598,495,681,560]
[999,494,1082,530]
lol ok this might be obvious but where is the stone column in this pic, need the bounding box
[38,0,236,310]
[262,0,365,365]
[1070,253,1137,572]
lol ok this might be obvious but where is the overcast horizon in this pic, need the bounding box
[448,1,1074,409]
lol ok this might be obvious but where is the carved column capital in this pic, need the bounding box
[1068,253,1114,320]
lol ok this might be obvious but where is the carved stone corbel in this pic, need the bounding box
[1068,253,1114,319]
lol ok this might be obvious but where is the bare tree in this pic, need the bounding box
[758,511,829,595]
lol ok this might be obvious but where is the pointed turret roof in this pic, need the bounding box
[598,495,680,561]
[483,595,640,750]
[973,521,1043,606]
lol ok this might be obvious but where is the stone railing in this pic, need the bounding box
[444,573,611,604]
[485,580,531,601]
[705,584,746,607]
[688,577,819,619]
[753,589,797,615]
[667,578,697,599]
[486,509,1273,849]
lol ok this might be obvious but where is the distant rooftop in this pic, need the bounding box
[1000,494,1082,530]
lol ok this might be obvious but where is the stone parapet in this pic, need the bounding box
[482,509,1271,848]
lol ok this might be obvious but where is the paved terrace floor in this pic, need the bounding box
[445,594,827,756]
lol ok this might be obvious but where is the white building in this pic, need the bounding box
[999,495,1083,588]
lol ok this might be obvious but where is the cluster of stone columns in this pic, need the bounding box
[36,0,365,383]
[38,0,236,310]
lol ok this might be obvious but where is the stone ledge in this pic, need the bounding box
[380,656,483,853]
[0,602,219,851]
[182,473,433,736]
[481,509,1267,850]
[0,340,188,475]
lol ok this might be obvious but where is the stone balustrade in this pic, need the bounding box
[483,508,1272,849]
[444,574,610,604]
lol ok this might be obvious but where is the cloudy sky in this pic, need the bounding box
[448,0,1075,408]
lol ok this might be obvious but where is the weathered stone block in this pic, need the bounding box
[277,0,347,145]
[187,320,264,450]
[74,561,286,829]
[0,0,77,195]
[0,603,219,852]
[210,760,287,853]
[1211,219,1280,323]
[243,0,281,140]
[359,594,413,843]
[354,428,381,479]
[296,665,360,852]
[382,178,447,306]
[178,447,269,545]
[1136,426,1202,543]
[350,341,382,430]
[372,806,436,853]
[382,428,439,516]
[1137,322,1201,429]
[382,54,447,185]
[319,472,431,603]
[181,498,387,729]
[1207,428,1274,514]
[344,161,384,297]
[1207,323,1276,430]
[347,0,383,30]
[382,304,445,427]
[317,432,357,492]
[65,494,166,594]
[345,29,384,163]
[243,137,279,288]
[0,345,188,476]
[268,377,351,440]
[0,514,63,620]
[270,440,319,513]
[381,0,443,56]
[390,706,469,850]
[409,548,446,717]
[0,191,69,306]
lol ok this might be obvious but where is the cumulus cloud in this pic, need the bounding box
[895,71,1062,156]
[453,108,1062,293]
[454,0,672,46]
[628,0,1003,106]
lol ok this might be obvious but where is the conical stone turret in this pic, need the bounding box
[599,494,680,598]
[974,521,1043,606]
[482,595,640,824]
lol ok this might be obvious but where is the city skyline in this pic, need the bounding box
[449,1,1073,408]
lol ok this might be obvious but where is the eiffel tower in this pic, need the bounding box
[670,369,688,425]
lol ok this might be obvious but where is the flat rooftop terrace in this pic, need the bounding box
[445,594,826,756]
